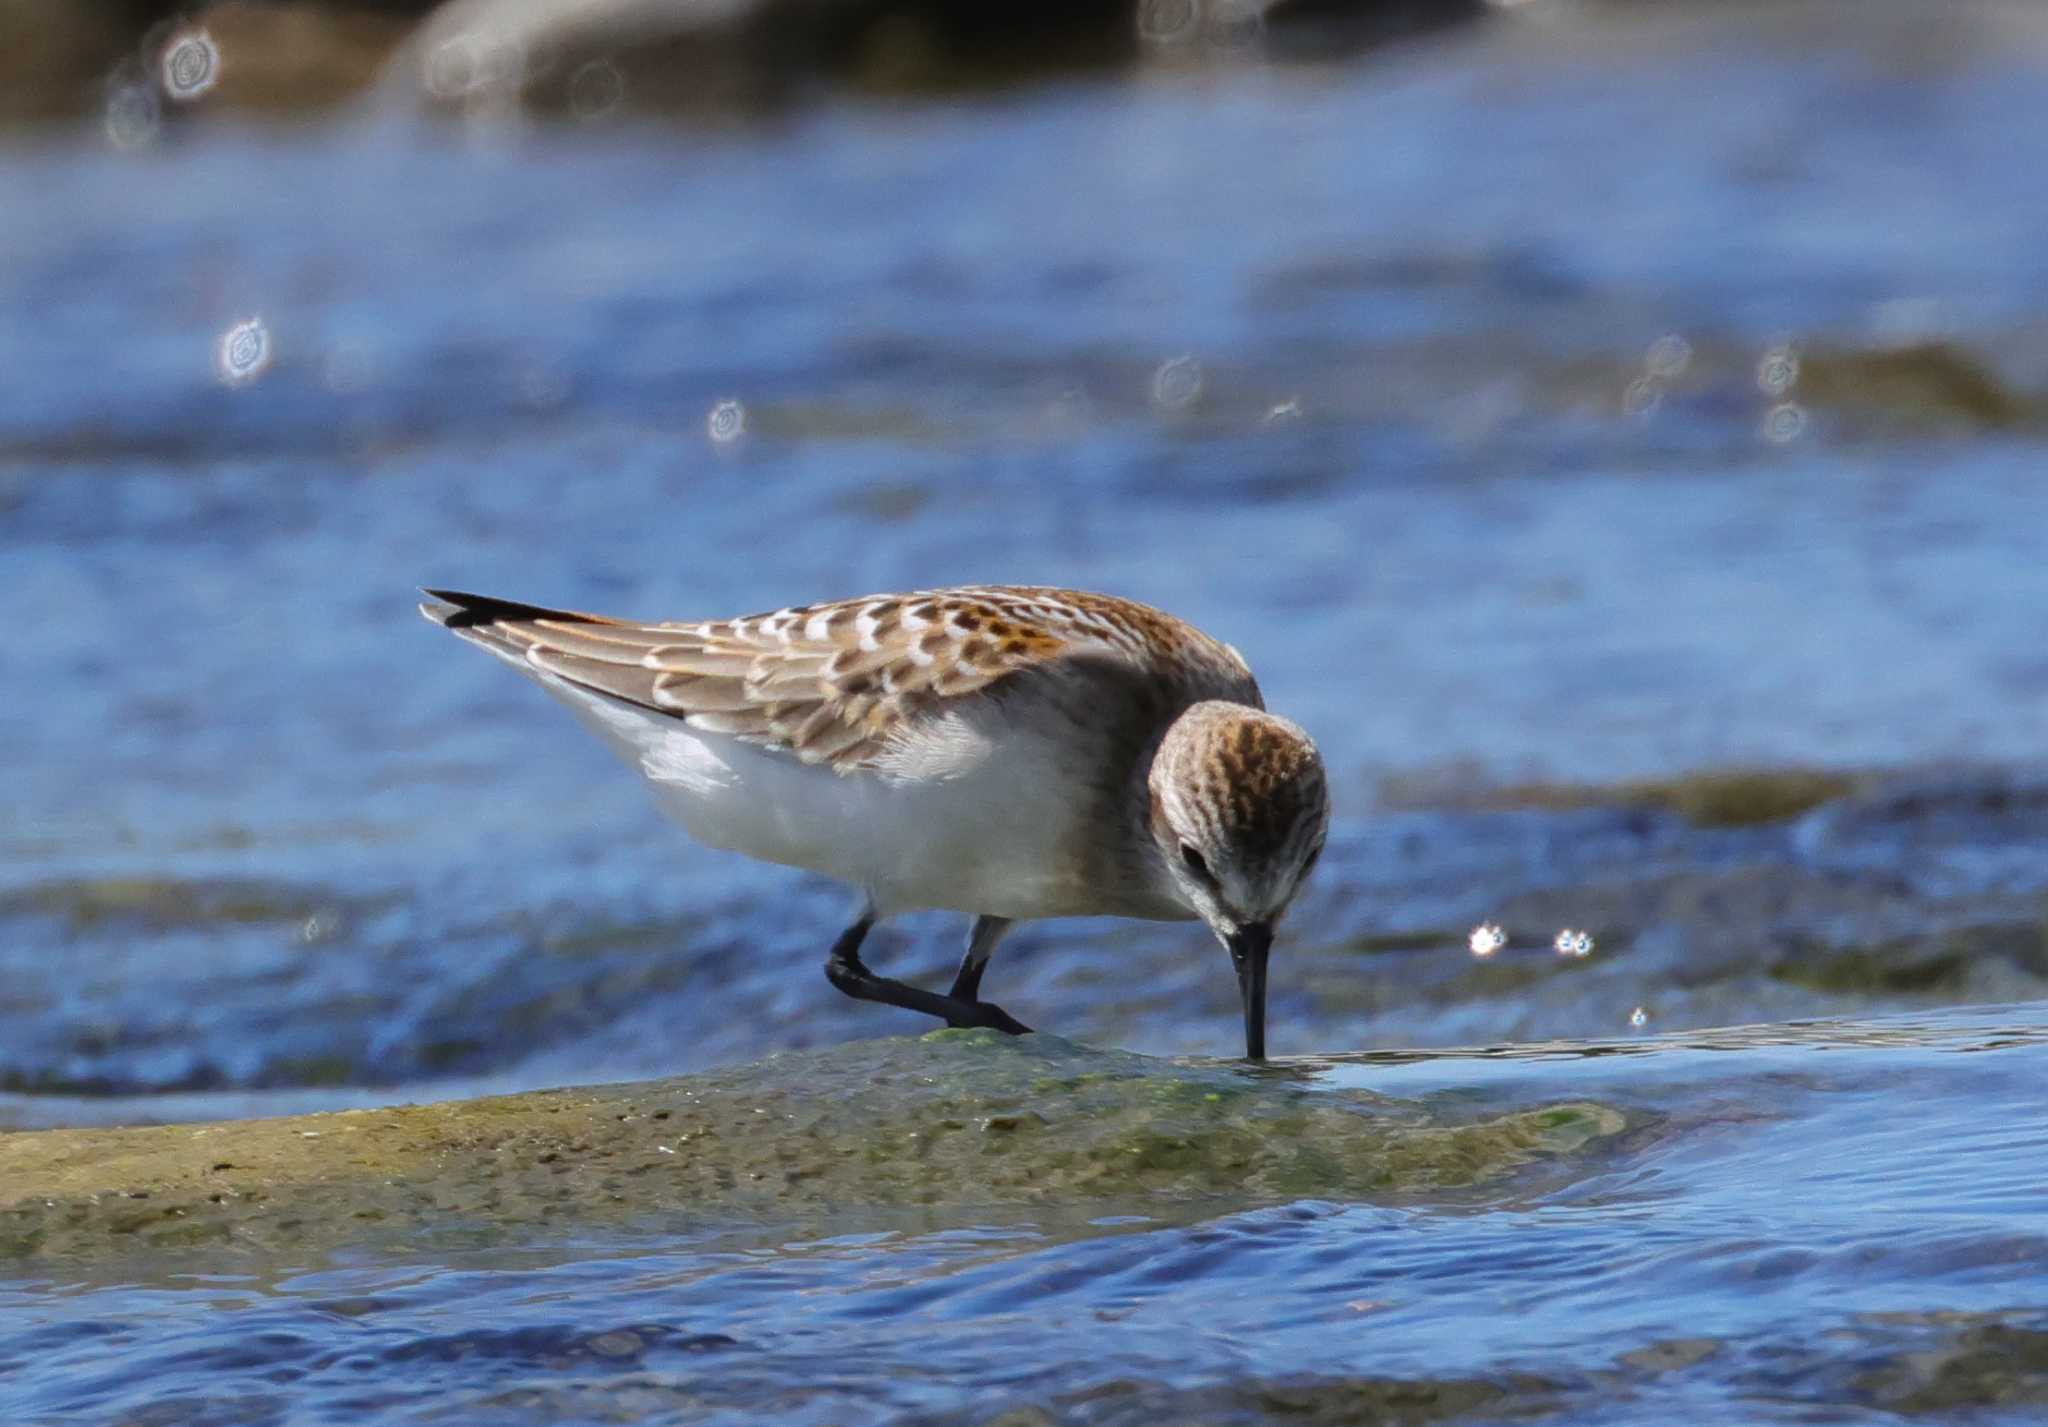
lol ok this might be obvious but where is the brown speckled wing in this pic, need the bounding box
[422,586,1258,772]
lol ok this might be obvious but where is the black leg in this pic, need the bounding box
[948,915,1012,1002]
[824,916,1031,1035]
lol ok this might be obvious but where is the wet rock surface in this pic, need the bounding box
[9,1006,2041,1423]
[1853,1316,2048,1416]
[923,1311,2048,1424]
[0,1032,1622,1261]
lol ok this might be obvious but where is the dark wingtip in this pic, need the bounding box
[418,589,593,631]
[418,588,495,629]
[418,590,461,628]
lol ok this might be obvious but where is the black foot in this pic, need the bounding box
[943,999,1031,1036]
[824,919,1031,1036]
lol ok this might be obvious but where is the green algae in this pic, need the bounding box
[947,1314,2048,1424]
[1791,341,2030,432]
[0,1033,1623,1262]
[1773,923,2048,995]
[474,1369,1577,1426]
[428,1311,2048,1426]
[1382,766,1864,827]
[0,875,361,933]
[1853,1319,2048,1414]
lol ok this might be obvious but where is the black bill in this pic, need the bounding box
[1229,922,1273,1061]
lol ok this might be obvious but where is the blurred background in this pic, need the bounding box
[5,0,2048,1123]
[9,4,2048,1424]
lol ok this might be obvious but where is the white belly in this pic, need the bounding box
[542,678,1109,919]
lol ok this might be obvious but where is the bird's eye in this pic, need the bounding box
[1299,841,1325,882]
[1180,843,1215,885]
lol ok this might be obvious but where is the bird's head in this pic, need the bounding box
[1148,701,1329,1060]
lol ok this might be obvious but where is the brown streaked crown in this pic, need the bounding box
[1213,714,1328,867]
[1149,701,1328,887]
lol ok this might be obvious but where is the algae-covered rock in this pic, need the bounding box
[1381,765,1864,827]
[1791,341,2031,433]
[911,1312,2048,1424]
[0,874,354,932]
[1853,1319,2048,1414]
[796,1368,1577,1427]
[0,1033,1622,1261]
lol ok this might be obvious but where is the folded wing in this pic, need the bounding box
[420,587,1092,771]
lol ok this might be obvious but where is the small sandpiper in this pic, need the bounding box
[421,585,1329,1058]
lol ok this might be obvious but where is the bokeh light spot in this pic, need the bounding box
[1762,402,1807,444]
[161,28,221,102]
[1151,356,1203,410]
[1645,334,1692,379]
[1756,344,1800,397]
[569,60,626,122]
[215,318,272,387]
[103,82,162,150]
[1138,0,1200,44]
[1554,928,1594,958]
[708,399,746,443]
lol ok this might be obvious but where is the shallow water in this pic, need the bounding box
[5,1008,2045,1424]
[7,1,2048,1102]
[5,0,2048,1419]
